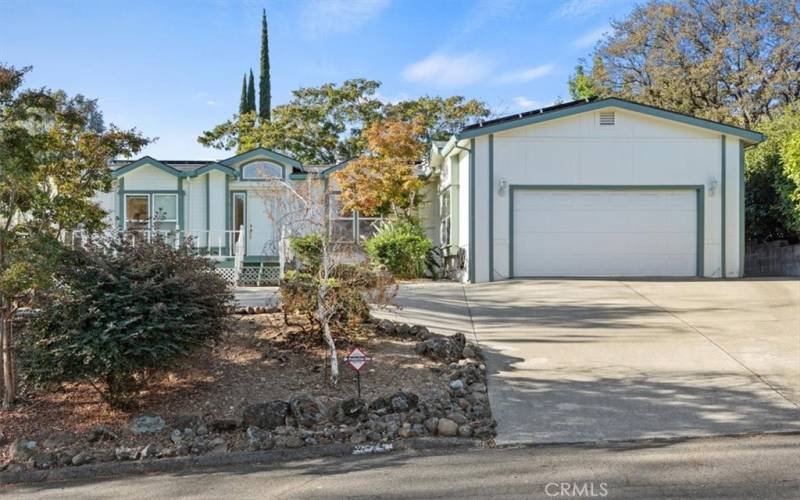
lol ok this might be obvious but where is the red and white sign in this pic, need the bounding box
[344,347,371,372]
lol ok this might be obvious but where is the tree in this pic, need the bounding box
[332,118,426,218]
[199,78,384,163]
[567,58,605,100]
[259,8,271,122]
[247,69,256,113]
[198,79,490,165]
[383,95,490,143]
[745,107,800,242]
[574,0,800,128]
[0,64,148,408]
[239,74,248,115]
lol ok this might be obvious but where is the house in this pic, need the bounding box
[90,147,381,284]
[426,97,766,283]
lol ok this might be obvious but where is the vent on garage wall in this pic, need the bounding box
[599,111,615,126]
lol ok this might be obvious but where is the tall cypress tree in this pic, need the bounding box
[239,74,248,115]
[259,9,271,121]
[247,69,256,113]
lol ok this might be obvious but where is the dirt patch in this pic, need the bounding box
[0,314,448,462]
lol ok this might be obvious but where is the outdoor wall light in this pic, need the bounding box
[708,178,719,196]
[498,178,508,196]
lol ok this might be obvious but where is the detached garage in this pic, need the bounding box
[427,97,765,283]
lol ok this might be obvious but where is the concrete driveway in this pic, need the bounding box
[382,279,800,445]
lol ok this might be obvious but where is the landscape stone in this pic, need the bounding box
[129,414,166,435]
[242,401,289,430]
[437,418,459,437]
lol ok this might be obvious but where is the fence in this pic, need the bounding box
[745,241,800,277]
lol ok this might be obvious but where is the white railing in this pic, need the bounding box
[232,225,245,283]
[62,228,259,259]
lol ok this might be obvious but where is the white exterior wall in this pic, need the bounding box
[477,108,741,282]
[208,171,227,247]
[92,189,116,227]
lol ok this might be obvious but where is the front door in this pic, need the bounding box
[247,195,276,257]
[231,192,246,253]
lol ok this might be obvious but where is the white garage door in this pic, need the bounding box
[512,189,698,277]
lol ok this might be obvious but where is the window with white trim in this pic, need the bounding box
[329,192,381,242]
[152,194,178,232]
[440,189,451,246]
[241,161,283,180]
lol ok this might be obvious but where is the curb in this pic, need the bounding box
[0,437,486,486]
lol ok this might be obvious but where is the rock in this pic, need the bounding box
[398,423,413,438]
[196,425,208,436]
[410,325,431,338]
[449,379,465,391]
[43,433,75,450]
[472,425,496,439]
[157,447,177,459]
[246,426,268,448]
[446,412,468,426]
[437,418,459,437]
[129,414,166,435]
[368,396,390,413]
[88,427,118,443]
[170,429,183,445]
[415,333,466,362]
[462,345,477,359]
[289,394,325,427]
[172,414,202,430]
[469,382,487,394]
[114,446,139,461]
[33,452,56,469]
[396,323,411,336]
[208,418,240,432]
[207,437,227,454]
[424,417,439,435]
[182,428,196,440]
[276,434,304,449]
[0,430,6,447]
[338,397,367,422]
[70,450,93,466]
[389,391,419,413]
[93,449,117,463]
[376,319,396,335]
[242,401,289,430]
[458,425,474,438]
[140,443,159,459]
[8,439,38,463]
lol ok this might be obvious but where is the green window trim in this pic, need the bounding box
[739,141,745,277]
[720,135,726,278]
[507,185,706,279]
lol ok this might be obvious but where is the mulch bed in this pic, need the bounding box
[0,314,448,463]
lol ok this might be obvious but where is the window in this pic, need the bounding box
[152,194,178,232]
[440,190,451,246]
[125,195,149,231]
[241,161,283,180]
[125,193,178,233]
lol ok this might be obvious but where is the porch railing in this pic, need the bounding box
[63,228,254,259]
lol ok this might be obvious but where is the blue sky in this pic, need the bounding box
[1,0,637,159]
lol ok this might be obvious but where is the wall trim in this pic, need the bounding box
[721,135,726,278]
[488,134,494,282]
[468,138,476,283]
[739,141,746,277]
[507,184,705,279]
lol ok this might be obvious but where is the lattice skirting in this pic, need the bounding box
[215,268,238,283]
[239,266,280,286]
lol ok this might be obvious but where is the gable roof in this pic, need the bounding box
[219,147,302,169]
[110,156,185,178]
[457,97,765,145]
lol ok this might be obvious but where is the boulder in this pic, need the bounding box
[289,394,326,427]
[242,401,289,430]
[396,323,412,336]
[457,425,474,438]
[140,443,159,459]
[70,450,94,466]
[8,439,38,463]
[462,345,477,359]
[424,417,440,435]
[170,429,183,445]
[208,418,240,432]
[375,319,396,335]
[129,414,166,435]
[437,418,459,437]
[337,397,367,422]
[114,446,139,461]
[389,391,419,413]
[446,412,468,426]
[88,427,118,443]
[415,333,466,362]
[276,434,304,449]
[207,437,227,454]
[246,426,268,449]
[448,379,465,391]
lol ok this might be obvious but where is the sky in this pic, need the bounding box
[1,0,639,160]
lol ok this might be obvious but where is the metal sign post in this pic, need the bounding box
[344,347,372,399]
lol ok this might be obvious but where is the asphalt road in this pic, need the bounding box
[7,434,799,499]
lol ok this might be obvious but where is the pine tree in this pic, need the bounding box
[239,74,248,115]
[247,69,256,113]
[259,9,271,121]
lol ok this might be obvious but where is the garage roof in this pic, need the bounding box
[456,97,766,145]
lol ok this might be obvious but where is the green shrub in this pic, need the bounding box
[290,234,323,272]
[365,220,433,278]
[280,263,396,331]
[21,237,233,408]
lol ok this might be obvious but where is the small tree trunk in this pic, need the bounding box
[317,289,338,385]
[1,316,15,409]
